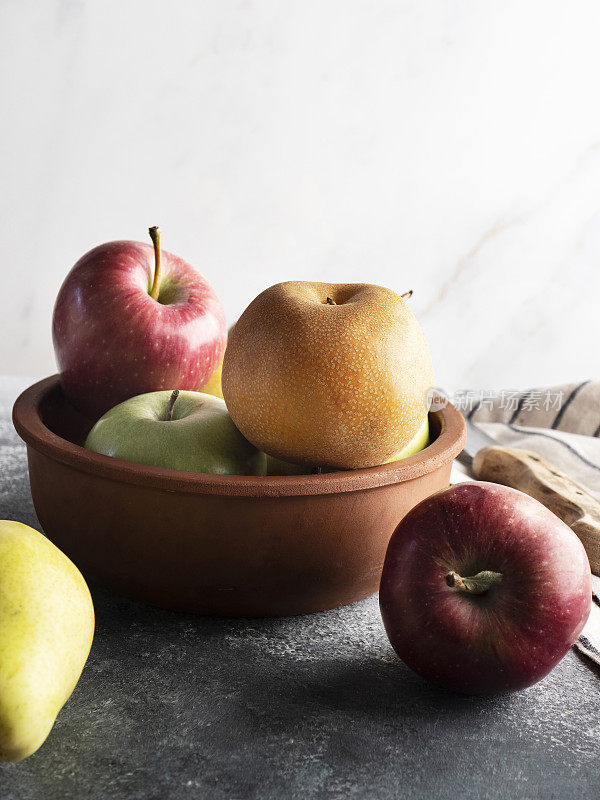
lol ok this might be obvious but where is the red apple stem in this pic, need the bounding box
[165,389,180,421]
[401,290,413,300]
[445,570,502,595]
[149,226,162,300]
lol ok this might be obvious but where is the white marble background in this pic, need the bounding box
[2,0,600,392]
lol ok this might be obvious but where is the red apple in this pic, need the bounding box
[53,228,227,418]
[379,481,591,694]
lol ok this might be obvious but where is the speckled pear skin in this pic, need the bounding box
[0,521,94,761]
[266,416,430,475]
[222,281,434,469]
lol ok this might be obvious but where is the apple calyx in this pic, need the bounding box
[148,226,162,301]
[164,389,180,422]
[445,569,503,595]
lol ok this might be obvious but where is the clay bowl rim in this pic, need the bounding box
[13,375,466,498]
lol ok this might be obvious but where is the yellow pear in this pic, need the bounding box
[200,323,236,399]
[199,357,224,399]
[0,521,94,761]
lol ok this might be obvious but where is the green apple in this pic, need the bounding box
[0,521,94,761]
[267,416,430,475]
[85,390,267,475]
[386,415,430,462]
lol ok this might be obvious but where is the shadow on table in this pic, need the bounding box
[88,581,512,723]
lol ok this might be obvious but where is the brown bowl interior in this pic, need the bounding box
[13,376,465,616]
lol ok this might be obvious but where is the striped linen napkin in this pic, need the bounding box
[449,381,600,668]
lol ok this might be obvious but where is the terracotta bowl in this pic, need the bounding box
[13,376,465,617]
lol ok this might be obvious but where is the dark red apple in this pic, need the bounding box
[53,228,227,418]
[379,481,591,694]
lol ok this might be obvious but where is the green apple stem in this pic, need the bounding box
[149,226,162,300]
[445,570,502,595]
[401,290,413,300]
[165,389,180,421]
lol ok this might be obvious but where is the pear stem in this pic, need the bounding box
[149,226,162,300]
[445,569,503,595]
[401,290,413,300]
[165,390,179,421]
